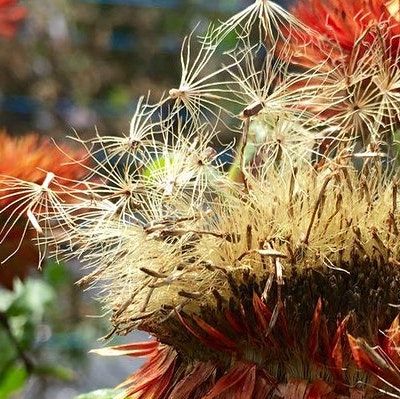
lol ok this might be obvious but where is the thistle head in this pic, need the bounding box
[1,1,400,397]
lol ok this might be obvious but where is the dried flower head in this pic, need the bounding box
[1,0,400,397]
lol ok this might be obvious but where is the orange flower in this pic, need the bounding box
[0,131,87,289]
[288,0,400,69]
[276,0,400,150]
[0,131,86,200]
[0,0,27,38]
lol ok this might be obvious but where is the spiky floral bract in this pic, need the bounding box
[0,0,400,398]
[90,157,400,398]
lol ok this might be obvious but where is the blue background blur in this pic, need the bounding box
[0,0,290,139]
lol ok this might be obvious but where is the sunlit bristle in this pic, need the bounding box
[208,0,312,48]
[82,157,399,338]
[161,25,244,128]
[0,173,74,264]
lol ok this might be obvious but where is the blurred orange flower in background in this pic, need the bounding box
[279,0,400,153]
[0,131,87,289]
[0,0,27,38]
[288,0,400,68]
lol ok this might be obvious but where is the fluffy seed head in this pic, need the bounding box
[1,0,400,397]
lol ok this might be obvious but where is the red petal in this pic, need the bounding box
[91,340,159,357]
[121,346,172,387]
[349,388,367,398]
[127,354,176,399]
[176,311,234,352]
[170,362,216,399]
[348,334,400,389]
[193,315,237,351]
[308,298,323,359]
[306,380,333,398]
[253,373,276,399]
[276,305,293,347]
[277,379,332,399]
[276,380,308,398]
[252,292,272,331]
[233,364,256,399]
[348,334,381,375]
[330,315,350,381]
[224,309,245,334]
[384,316,400,364]
[123,346,176,394]
[202,363,253,399]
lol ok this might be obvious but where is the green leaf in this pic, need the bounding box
[75,389,122,399]
[0,366,28,399]
[0,288,16,313]
[43,261,72,288]
[6,279,55,321]
[0,329,17,372]
[7,315,35,350]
